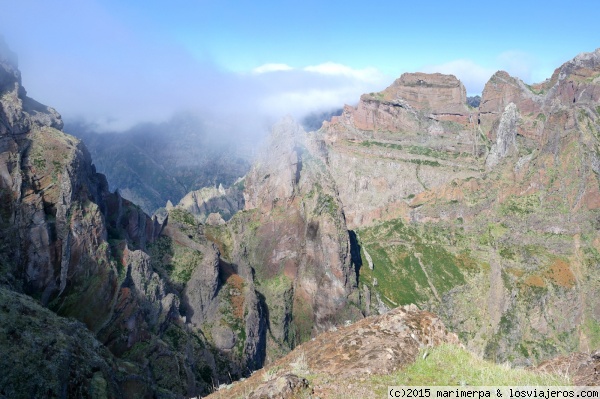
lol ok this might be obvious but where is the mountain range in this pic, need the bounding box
[2,35,600,398]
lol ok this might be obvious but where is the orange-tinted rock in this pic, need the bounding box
[383,72,468,117]
[325,72,472,135]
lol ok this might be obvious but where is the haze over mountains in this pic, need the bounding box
[3,22,600,398]
[66,115,252,214]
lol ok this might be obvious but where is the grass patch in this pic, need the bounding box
[583,318,600,350]
[169,208,196,225]
[408,158,442,167]
[359,140,403,151]
[370,344,570,391]
[358,219,469,307]
[500,194,540,216]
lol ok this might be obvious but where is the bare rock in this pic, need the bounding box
[244,116,304,212]
[485,103,519,168]
[184,243,221,326]
[325,72,471,136]
[385,72,468,117]
[176,180,244,223]
[247,374,312,399]
[286,305,460,377]
[536,351,600,385]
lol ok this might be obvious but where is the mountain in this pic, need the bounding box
[0,39,267,398]
[67,115,252,214]
[3,32,600,398]
[316,49,600,365]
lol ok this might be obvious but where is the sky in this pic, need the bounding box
[0,0,598,132]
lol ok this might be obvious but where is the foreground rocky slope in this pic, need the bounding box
[207,305,589,399]
[207,305,461,399]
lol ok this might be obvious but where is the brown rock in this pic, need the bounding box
[383,73,468,117]
[536,351,600,385]
[294,304,460,376]
[325,72,471,135]
[247,374,312,399]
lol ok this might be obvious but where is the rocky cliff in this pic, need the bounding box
[205,116,362,362]
[4,33,600,397]
[314,48,600,365]
[0,40,266,398]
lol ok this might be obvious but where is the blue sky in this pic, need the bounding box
[0,0,598,131]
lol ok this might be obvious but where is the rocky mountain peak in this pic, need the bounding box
[0,39,63,135]
[244,116,305,212]
[387,72,467,113]
[324,71,472,136]
[557,48,600,80]
[0,37,20,90]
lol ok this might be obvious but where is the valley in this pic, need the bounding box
[2,34,600,398]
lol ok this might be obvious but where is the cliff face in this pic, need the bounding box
[325,72,471,138]
[321,72,481,229]
[313,49,600,365]
[215,117,361,359]
[0,41,266,398]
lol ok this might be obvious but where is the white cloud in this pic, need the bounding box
[244,62,389,122]
[252,63,294,74]
[303,62,385,83]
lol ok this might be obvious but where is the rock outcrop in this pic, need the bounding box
[485,102,519,168]
[174,180,244,224]
[320,73,482,229]
[536,351,600,385]
[207,305,460,399]
[237,117,360,350]
[325,72,472,138]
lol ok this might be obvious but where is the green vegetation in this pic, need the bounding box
[368,91,385,101]
[526,84,545,95]
[304,182,340,220]
[32,157,46,169]
[358,219,471,307]
[360,140,403,151]
[169,208,196,226]
[357,140,467,161]
[370,344,570,391]
[217,343,571,399]
[407,158,442,167]
[147,235,203,285]
[500,194,540,216]
[583,317,600,350]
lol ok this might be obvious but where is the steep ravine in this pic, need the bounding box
[3,34,600,398]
